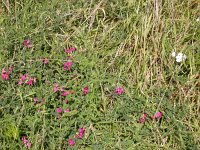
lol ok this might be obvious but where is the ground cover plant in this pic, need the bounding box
[0,0,200,149]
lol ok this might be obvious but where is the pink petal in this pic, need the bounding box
[68,139,75,146]
[65,47,76,53]
[65,109,70,113]
[83,86,89,95]
[61,91,70,97]
[139,113,148,123]
[152,111,162,119]
[26,78,34,86]
[56,108,62,114]
[115,87,124,95]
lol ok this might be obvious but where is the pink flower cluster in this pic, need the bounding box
[57,107,62,114]
[68,139,75,146]
[151,111,162,119]
[53,84,71,97]
[115,87,124,95]
[23,39,32,48]
[139,113,148,123]
[41,58,49,64]
[18,74,35,86]
[65,47,76,54]
[56,107,70,118]
[64,61,73,71]
[68,127,85,146]
[1,67,11,80]
[139,111,163,123]
[21,136,32,149]
[76,128,85,139]
[83,86,89,95]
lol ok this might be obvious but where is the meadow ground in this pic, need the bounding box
[0,0,200,149]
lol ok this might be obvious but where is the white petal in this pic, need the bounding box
[171,51,176,57]
[183,54,187,60]
[177,53,183,57]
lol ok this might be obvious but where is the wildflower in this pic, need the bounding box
[56,107,62,114]
[65,109,70,113]
[139,113,148,123]
[20,74,28,81]
[26,78,34,86]
[64,61,73,71]
[23,39,32,48]
[59,87,64,92]
[115,87,124,95]
[33,97,38,103]
[68,139,75,146]
[152,111,162,119]
[83,86,89,95]
[65,47,76,53]
[18,81,23,85]
[76,128,85,139]
[197,17,200,22]
[61,91,70,97]
[1,68,10,80]
[21,136,32,149]
[65,99,69,104]
[171,51,176,57]
[175,52,186,62]
[41,58,49,64]
[54,84,59,92]
[18,74,28,85]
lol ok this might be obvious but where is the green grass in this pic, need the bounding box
[0,0,200,149]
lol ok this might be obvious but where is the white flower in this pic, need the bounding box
[175,52,186,62]
[197,17,200,22]
[171,51,176,57]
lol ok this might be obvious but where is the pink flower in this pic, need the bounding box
[65,47,76,53]
[68,139,75,146]
[18,74,28,85]
[65,99,69,104]
[1,68,10,80]
[53,84,59,92]
[65,109,70,113]
[63,61,73,70]
[20,74,27,81]
[43,59,49,64]
[139,113,148,123]
[23,39,32,48]
[76,128,85,139]
[33,97,38,102]
[115,87,124,95]
[25,142,32,149]
[83,86,89,95]
[18,81,23,85]
[41,58,49,64]
[59,87,64,92]
[21,136,32,149]
[152,111,162,119]
[26,78,34,86]
[61,91,70,97]
[56,107,62,114]
[22,136,28,144]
